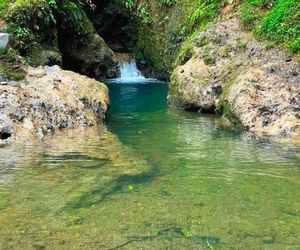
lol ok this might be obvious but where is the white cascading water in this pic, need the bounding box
[120,60,145,80]
[109,59,158,83]
[120,59,146,82]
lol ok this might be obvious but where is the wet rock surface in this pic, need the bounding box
[0,65,109,143]
[169,18,300,137]
[137,60,169,81]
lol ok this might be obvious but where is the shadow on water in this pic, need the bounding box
[108,227,220,250]
[62,172,155,211]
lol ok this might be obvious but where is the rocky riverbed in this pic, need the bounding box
[0,66,109,143]
[169,18,300,137]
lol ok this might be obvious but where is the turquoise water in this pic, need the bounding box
[0,80,300,249]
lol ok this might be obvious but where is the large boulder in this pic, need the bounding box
[169,59,222,112]
[63,34,119,79]
[169,18,300,137]
[226,67,300,136]
[0,65,109,142]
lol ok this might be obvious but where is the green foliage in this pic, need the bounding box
[257,0,300,53]
[241,0,300,54]
[0,0,8,16]
[3,0,95,55]
[124,0,136,10]
[106,0,151,24]
[0,65,26,80]
[241,0,277,28]
[5,0,55,53]
[1,0,298,76]
[60,1,93,36]
[174,42,194,66]
[289,37,300,53]
[14,27,30,38]
[189,0,221,29]
[137,3,151,24]
[221,45,230,57]
[62,2,85,24]
[103,0,133,17]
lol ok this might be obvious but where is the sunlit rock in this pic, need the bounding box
[0,65,109,142]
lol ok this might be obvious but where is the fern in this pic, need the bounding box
[61,2,85,23]
[190,0,221,28]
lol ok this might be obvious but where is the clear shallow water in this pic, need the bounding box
[0,80,300,249]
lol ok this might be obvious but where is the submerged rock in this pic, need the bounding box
[169,18,300,137]
[0,65,109,142]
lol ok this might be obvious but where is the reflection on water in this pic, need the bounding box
[0,82,299,249]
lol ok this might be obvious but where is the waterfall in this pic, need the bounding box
[108,58,160,83]
[119,60,145,80]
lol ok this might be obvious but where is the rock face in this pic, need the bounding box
[62,34,119,79]
[0,66,109,142]
[169,18,300,137]
[0,33,10,52]
[40,50,62,66]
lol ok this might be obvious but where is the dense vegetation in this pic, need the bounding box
[122,0,300,76]
[0,0,99,67]
[241,0,300,54]
[0,0,299,77]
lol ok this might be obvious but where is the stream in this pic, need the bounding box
[0,60,299,249]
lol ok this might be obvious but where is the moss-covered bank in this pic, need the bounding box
[131,0,299,79]
[0,0,118,79]
[1,0,298,80]
[168,17,300,137]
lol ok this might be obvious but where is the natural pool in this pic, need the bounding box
[0,80,299,249]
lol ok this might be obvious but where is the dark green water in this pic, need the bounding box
[0,81,300,249]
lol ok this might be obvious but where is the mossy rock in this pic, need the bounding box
[62,33,118,79]
[194,35,209,47]
[174,42,194,67]
[202,52,216,65]
[0,49,26,80]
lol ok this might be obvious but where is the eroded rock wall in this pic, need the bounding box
[169,18,300,137]
[0,66,109,143]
